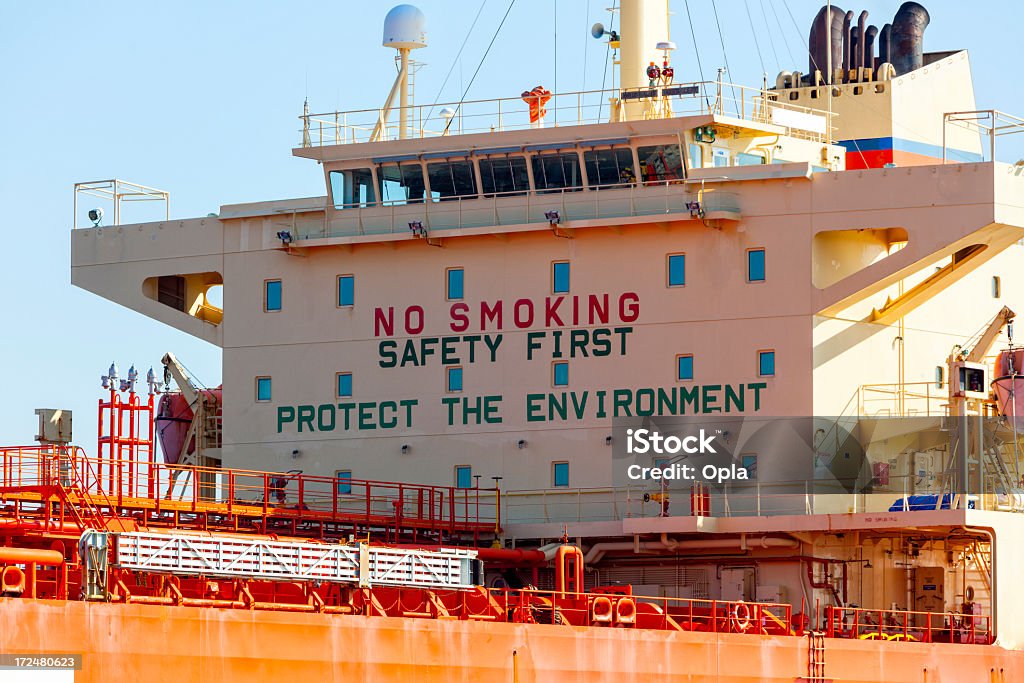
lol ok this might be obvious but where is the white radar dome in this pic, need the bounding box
[383,5,427,49]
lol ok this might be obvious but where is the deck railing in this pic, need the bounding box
[0,445,499,541]
[277,182,740,241]
[300,81,834,147]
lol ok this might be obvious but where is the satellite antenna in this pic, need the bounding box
[370,5,428,142]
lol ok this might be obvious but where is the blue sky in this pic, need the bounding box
[0,0,1021,450]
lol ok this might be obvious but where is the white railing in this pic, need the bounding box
[278,183,739,241]
[943,110,1024,164]
[300,81,835,147]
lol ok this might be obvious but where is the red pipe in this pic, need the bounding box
[0,547,65,565]
[0,519,83,534]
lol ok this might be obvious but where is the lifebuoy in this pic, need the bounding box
[965,585,975,602]
[731,601,752,631]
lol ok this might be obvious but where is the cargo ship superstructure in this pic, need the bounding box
[6,1,1024,680]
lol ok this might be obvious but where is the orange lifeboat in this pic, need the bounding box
[156,389,222,464]
[992,348,1024,432]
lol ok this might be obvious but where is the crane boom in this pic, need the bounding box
[161,352,200,407]
[965,306,1015,363]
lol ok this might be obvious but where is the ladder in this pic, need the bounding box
[806,631,827,682]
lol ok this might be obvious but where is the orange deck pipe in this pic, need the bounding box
[0,547,66,565]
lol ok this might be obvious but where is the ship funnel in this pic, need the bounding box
[808,4,845,83]
[372,5,428,142]
[891,2,929,75]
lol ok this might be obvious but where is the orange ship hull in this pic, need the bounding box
[2,598,1021,682]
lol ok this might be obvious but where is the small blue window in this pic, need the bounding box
[712,148,730,167]
[553,462,570,487]
[552,261,570,293]
[265,279,282,311]
[677,355,694,381]
[447,268,464,300]
[337,372,353,398]
[668,254,686,287]
[759,350,776,377]
[338,275,354,306]
[740,454,758,479]
[447,366,463,392]
[455,465,472,489]
[256,377,272,402]
[747,249,766,282]
[553,361,569,387]
[336,470,352,494]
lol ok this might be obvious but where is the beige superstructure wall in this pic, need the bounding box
[71,161,1024,491]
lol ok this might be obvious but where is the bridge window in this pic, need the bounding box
[264,279,282,311]
[993,276,1002,298]
[531,152,582,193]
[378,162,426,205]
[447,267,464,300]
[479,156,529,196]
[740,454,758,479]
[758,350,776,377]
[584,148,636,188]
[455,465,473,489]
[552,461,570,488]
[336,470,352,495]
[935,366,944,389]
[329,168,376,209]
[688,143,704,169]
[255,376,272,402]
[712,148,730,167]
[639,144,685,183]
[336,372,353,398]
[427,159,477,201]
[737,152,767,166]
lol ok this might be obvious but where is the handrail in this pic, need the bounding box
[0,445,499,538]
[826,605,991,644]
[299,80,836,147]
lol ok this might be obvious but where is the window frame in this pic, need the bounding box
[337,274,355,308]
[426,158,479,202]
[455,465,473,489]
[336,372,353,399]
[758,349,776,378]
[747,248,767,283]
[552,261,571,294]
[264,278,282,312]
[638,143,685,185]
[446,267,465,301]
[447,366,464,393]
[676,354,694,382]
[478,154,531,197]
[530,150,584,193]
[336,469,353,495]
[583,146,637,189]
[255,376,272,402]
[552,461,570,488]
[552,361,569,387]
[667,253,687,287]
[739,453,758,480]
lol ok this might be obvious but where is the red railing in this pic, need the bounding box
[0,445,499,542]
[825,605,992,644]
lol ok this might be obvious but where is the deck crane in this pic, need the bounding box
[947,306,1015,416]
[945,307,1016,503]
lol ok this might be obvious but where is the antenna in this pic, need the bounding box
[371,5,428,142]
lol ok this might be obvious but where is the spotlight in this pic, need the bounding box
[88,208,104,226]
[408,220,426,237]
[401,444,411,454]
[276,230,293,244]
[544,210,561,225]
[517,439,527,449]
[605,435,613,446]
